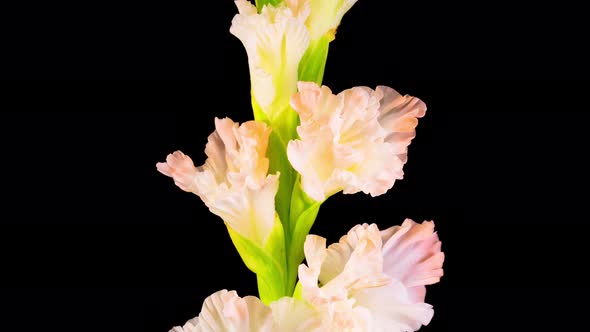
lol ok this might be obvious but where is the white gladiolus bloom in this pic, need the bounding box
[157,117,279,247]
[288,82,426,202]
[298,220,443,331]
[230,0,310,121]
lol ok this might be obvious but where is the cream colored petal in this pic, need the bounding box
[270,297,322,331]
[306,0,358,40]
[375,86,427,164]
[381,219,444,302]
[287,137,338,202]
[352,280,434,332]
[230,1,310,116]
[209,174,279,247]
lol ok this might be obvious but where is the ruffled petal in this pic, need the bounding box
[288,82,425,201]
[156,151,199,193]
[169,317,200,332]
[170,290,273,332]
[353,280,434,332]
[157,117,278,247]
[381,219,444,302]
[375,86,427,164]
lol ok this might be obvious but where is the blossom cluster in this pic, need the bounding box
[157,1,443,331]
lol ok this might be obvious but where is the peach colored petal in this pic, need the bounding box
[381,219,444,302]
[169,290,273,332]
[352,280,434,332]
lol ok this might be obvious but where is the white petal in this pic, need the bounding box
[230,1,310,116]
[270,297,322,331]
[210,174,279,247]
[306,0,358,40]
[353,280,434,332]
[321,224,390,294]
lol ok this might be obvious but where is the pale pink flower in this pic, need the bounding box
[156,117,279,247]
[298,220,442,331]
[288,82,426,202]
[169,290,274,332]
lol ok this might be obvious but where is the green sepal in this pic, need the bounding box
[255,0,283,11]
[298,35,331,85]
[226,217,287,304]
[285,175,323,292]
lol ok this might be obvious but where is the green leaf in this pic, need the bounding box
[298,35,331,85]
[226,221,287,304]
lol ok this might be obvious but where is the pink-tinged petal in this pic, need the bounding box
[270,297,322,331]
[156,151,199,193]
[381,219,444,302]
[171,290,273,332]
[353,280,434,332]
[169,317,199,332]
[288,83,426,201]
[375,86,426,164]
[158,117,278,247]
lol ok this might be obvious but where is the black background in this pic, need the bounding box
[3,0,589,331]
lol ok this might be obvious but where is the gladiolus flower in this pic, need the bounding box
[287,81,426,202]
[285,0,358,41]
[230,0,310,123]
[298,220,443,331]
[156,117,279,248]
